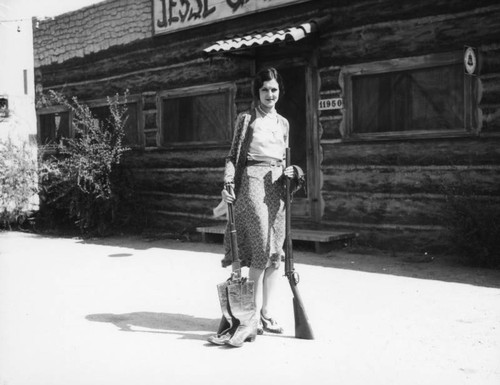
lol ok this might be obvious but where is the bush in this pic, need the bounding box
[442,183,500,268]
[38,91,134,236]
[0,138,38,229]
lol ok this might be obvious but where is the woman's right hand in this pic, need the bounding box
[221,187,236,204]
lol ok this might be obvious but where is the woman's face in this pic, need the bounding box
[259,79,280,110]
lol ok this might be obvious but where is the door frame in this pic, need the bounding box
[256,51,321,222]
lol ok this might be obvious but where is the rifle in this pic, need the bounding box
[226,183,242,280]
[284,147,314,340]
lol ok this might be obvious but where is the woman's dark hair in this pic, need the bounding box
[252,67,285,99]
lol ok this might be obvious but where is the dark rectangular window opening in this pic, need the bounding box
[160,85,233,146]
[90,102,140,146]
[352,63,464,134]
[39,111,71,144]
[0,98,8,118]
[23,69,28,95]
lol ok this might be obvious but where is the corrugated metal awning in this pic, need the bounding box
[203,15,331,56]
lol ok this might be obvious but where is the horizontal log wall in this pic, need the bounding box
[121,147,228,232]
[312,137,500,251]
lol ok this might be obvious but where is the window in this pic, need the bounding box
[37,107,72,144]
[23,69,28,95]
[88,96,142,147]
[342,52,475,139]
[159,82,235,146]
[0,97,8,118]
[37,95,143,147]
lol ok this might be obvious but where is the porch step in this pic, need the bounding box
[195,225,357,253]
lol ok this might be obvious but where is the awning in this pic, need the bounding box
[203,15,331,56]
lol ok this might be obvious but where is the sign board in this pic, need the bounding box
[464,46,479,75]
[319,98,343,110]
[152,0,310,36]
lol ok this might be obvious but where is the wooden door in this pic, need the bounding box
[277,65,315,218]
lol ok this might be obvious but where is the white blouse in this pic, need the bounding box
[247,108,288,162]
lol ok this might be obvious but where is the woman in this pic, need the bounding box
[214,67,301,347]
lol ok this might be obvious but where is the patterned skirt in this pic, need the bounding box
[223,164,286,270]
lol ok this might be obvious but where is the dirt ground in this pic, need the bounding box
[1,231,499,385]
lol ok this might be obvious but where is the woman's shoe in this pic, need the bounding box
[225,322,258,348]
[260,311,284,334]
[257,320,264,335]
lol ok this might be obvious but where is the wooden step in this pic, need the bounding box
[195,225,357,253]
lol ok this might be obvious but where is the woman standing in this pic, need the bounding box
[216,67,300,347]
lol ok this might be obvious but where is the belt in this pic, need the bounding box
[246,159,283,167]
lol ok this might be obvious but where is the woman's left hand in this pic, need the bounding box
[283,166,296,179]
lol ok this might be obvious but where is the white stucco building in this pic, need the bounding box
[0,9,36,143]
[1,5,38,214]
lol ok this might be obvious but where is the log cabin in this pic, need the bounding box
[33,0,500,253]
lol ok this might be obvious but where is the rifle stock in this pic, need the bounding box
[285,148,314,340]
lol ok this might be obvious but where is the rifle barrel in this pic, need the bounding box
[285,148,293,275]
[284,147,314,340]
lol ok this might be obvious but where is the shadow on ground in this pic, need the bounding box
[297,249,500,289]
[76,234,500,289]
[19,231,498,289]
[86,312,220,340]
